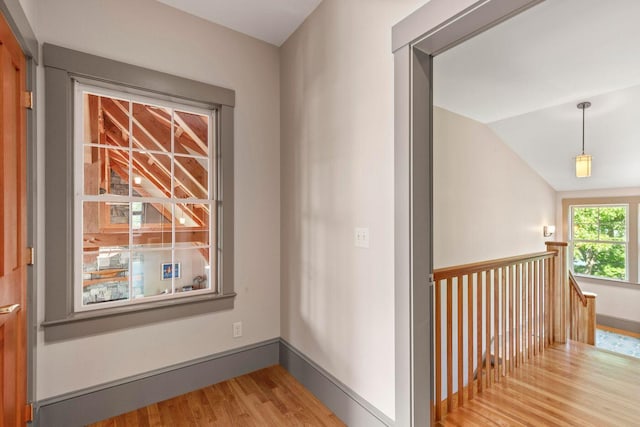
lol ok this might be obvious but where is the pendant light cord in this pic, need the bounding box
[582,105,585,155]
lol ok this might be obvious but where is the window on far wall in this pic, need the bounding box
[569,204,628,281]
[75,85,216,311]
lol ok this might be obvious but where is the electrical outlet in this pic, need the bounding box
[354,227,370,248]
[233,321,242,338]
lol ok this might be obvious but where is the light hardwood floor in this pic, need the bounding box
[437,340,640,426]
[89,365,345,427]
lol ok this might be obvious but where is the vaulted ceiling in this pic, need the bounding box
[434,0,640,191]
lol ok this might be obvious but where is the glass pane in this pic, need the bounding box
[573,242,626,280]
[174,110,209,157]
[132,202,173,248]
[83,147,130,196]
[597,206,626,241]
[174,248,211,294]
[572,206,627,242]
[132,103,172,152]
[573,221,598,241]
[84,94,131,147]
[83,202,129,248]
[174,155,208,199]
[82,249,130,306]
[175,203,210,247]
[131,251,174,298]
[572,207,598,240]
[131,151,172,198]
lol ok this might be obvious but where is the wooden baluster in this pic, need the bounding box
[576,289,580,341]
[573,289,577,341]
[569,287,574,341]
[585,293,596,345]
[501,267,507,377]
[545,257,551,347]
[528,261,533,360]
[571,292,580,341]
[477,271,483,394]
[435,279,442,421]
[537,259,542,352]
[538,258,549,353]
[458,276,464,408]
[510,264,515,366]
[540,260,551,350]
[447,277,453,412]
[576,292,579,341]
[492,269,500,383]
[544,258,557,347]
[580,295,589,343]
[516,263,521,366]
[486,269,492,388]
[510,264,515,371]
[550,256,555,346]
[468,274,474,401]
[569,290,572,341]
[531,261,540,356]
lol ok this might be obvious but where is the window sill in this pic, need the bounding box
[573,274,640,290]
[42,292,236,342]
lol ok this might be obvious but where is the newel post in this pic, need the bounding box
[546,242,568,343]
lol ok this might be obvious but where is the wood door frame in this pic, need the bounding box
[392,1,544,425]
[0,0,38,411]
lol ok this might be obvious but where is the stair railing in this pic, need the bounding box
[568,271,597,345]
[432,247,558,421]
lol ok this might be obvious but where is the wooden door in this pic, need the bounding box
[0,10,27,427]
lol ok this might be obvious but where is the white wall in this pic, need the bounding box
[34,0,280,400]
[434,107,557,268]
[557,187,640,323]
[280,0,427,419]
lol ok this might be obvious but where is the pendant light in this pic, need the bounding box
[575,101,592,178]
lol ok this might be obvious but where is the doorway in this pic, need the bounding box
[393,1,545,426]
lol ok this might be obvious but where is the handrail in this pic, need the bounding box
[433,251,557,280]
[568,271,596,345]
[568,271,587,306]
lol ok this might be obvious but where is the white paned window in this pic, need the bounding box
[74,83,217,311]
[569,204,628,281]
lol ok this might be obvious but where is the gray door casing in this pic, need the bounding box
[392,1,544,426]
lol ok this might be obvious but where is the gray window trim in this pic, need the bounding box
[42,44,236,341]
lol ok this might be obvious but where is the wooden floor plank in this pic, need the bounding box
[89,365,345,427]
[440,341,640,427]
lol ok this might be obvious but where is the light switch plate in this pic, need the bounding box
[354,227,370,248]
[233,322,242,338]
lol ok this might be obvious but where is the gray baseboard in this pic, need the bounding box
[597,314,640,334]
[36,338,279,427]
[279,339,393,427]
[35,338,392,427]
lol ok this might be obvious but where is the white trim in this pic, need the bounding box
[76,81,214,115]
[569,204,629,282]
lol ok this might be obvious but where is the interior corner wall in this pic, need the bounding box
[556,187,640,323]
[34,0,280,400]
[433,107,557,268]
[279,0,428,420]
